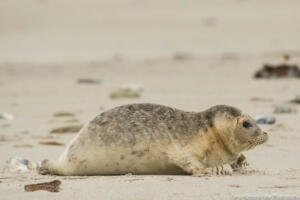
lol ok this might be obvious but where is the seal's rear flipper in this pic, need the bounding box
[39,159,59,175]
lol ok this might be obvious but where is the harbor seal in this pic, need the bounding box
[39,103,268,176]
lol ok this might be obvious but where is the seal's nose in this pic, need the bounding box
[263,132,268,135]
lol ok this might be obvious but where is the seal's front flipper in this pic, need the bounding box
[192,164,233,177]
[231,153,249,171]
[173,154,233,176]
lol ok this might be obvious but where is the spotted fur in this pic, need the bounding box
[39,103,267,176]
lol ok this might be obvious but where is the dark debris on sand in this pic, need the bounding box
[50,125,83,134]
[39,141,65,146]
[254,63,300,78]
[77,78,101,84]
[24,180,61,192]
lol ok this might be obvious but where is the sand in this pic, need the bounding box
[1,0,300,199]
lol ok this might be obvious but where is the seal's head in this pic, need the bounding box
[234,114,268,151]
[205,105,268,154]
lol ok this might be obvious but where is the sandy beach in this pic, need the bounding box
[1,0,300,199]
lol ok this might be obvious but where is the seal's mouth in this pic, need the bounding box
[247,132,268,150]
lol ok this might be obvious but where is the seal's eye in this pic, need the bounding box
[243,121,251,128]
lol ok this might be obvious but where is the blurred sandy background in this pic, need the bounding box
[1,0,300,199]
[1,0,300,61]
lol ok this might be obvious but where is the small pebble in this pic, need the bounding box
[50,124,83,134]
[173,52,191,61]
[291,94,300,104]
[120,84,144,93]
[4,157,40,173]
[110,84,144,99]
[0,112,14,120]
[273,104,297,114]
[254,115,276,125]
[77,78,101,84]
[110,89,141,99]
[53,112,75,117]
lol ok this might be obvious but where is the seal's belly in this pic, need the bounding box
[101,156,183,175]
[71,144,184,175]
[106,148,183,174]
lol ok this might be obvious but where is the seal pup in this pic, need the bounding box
[39,103,268,176]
